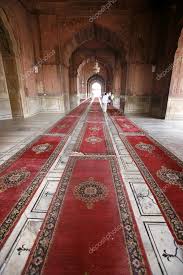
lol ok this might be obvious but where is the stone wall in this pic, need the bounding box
[0,1,182,119]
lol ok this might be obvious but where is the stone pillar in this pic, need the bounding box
[0,52,12,119]
[60,64,70,112]
[2,55,23,118]
[113,58,122,109]
[69,69,80,109]
[76,74,80,101]
[166,28,183,119]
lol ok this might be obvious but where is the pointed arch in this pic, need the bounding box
[87,74,105,98]
[0,8,24,119]
[63,24,127,66]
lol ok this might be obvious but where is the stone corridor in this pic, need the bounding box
[0,100,183,274]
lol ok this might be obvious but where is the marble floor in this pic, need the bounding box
[0,113,64,165]
[129,116,183,161]
[0,109,183,275]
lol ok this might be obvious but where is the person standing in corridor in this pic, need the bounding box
[102,92,109,112]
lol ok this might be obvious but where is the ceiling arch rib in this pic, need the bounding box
[63,24,127,66]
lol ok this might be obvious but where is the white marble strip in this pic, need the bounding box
[0,105,91,274]
[105,113,183,275]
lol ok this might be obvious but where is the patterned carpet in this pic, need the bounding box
[0,100,90,248]
[74,121,115,155]
[22,100,151,275]
[109,107,183,245]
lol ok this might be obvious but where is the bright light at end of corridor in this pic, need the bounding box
[91,82,102,98]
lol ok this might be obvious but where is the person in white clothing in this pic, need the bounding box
[111,93,114,105]
[102,93,109,112]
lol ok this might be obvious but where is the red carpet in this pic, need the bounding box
[23,156,151,275]
[111,116,142,133]
[68,100,90,116]
[87,111,104,122]
[92,97,100,103]
[49,116,79,135]
[87,101,105,122]
[49,99,91,134]
[121,134,183,245]
[0,100,90,248]
[0,135,68,247]
[107,107,122,116]
[107,106,183,244]
[90,102,102,112]
[74,122,115,155]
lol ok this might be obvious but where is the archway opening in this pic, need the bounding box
[91,82,102,98]
[66,25,127,111]
[87,75,105,99]
[166,27,183,120]
[0,17,22,119]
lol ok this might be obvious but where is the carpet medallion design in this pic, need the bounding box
[119,128,183,244]
[0,136,68,247]
[157,166,183,188]
[0,100,89,247]
[89,126,101,131]
[135,142,155,153]
[49,116,79,135]
[32,143,53,154]
[22,156,151,275]
[123,123,132,129]
[85,136,103,145]
[0,100,91,248]
[111,116,142,134]
[74,177,108,209]
[108,106,183,244]
[2,100,152,274]
[56,124,66,129]
[0,168,31,192]
[74,121,115,155]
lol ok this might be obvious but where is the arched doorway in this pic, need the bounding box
[63,25,127,111]
[166,27,183,119]
[75,56,112,103]
[0,16,23,119]
[91,82,102,98]
[87,75,105,98]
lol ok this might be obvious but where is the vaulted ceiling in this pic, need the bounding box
[19,0,146,14]
[19,0,181,16]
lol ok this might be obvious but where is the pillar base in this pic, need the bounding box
[166,96,183,120]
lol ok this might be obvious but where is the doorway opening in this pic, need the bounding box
[91,82,102,98]
[0,16,23,119]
